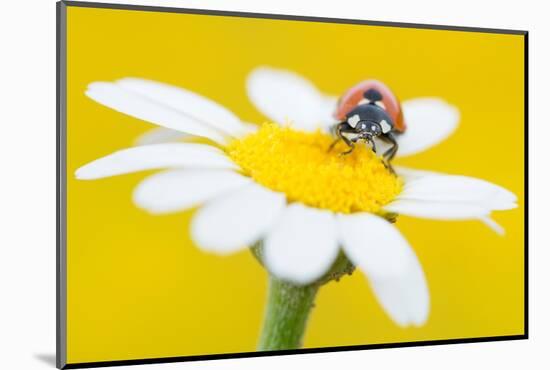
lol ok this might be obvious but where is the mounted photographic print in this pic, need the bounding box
[57,1,528,368]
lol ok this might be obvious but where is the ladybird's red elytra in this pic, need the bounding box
[334,80,406,133]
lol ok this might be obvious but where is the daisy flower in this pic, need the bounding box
[75,66,517,346]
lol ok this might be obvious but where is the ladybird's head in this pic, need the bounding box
[346,103,394,138]
[355,120,383,139]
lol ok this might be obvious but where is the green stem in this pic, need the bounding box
[258,276,319,351]
[251,242,355,351]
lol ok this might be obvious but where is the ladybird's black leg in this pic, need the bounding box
[366,136,377,153]
[379,132,398,174]
[337,126,360,156]
[327,137,341,152]
[381,132,398,162]
[328,122,354,153]
[340,139,356,156]
[339,132,356,155]
[328,122,345,152]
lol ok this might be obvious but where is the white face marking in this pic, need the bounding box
[380,119,392,133]
[348,114,361,128]
[375,101,387,110]
[342,131,361,140]
[358,98,370,105]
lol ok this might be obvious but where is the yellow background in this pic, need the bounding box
[65,5,525,364]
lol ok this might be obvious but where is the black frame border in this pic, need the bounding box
[56,1,529,369]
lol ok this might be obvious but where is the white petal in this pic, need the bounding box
[369,258,430,327]
[398,174,517,211]
[75,143,238,180]
[264,203,339,285]
[133,169,251,214]
[191,183,285,254]
[395,98,460,157]
[117,78,248,137]
[337,213,429,326]
[337,213,414,279]
[246,66,335,131]
[394,166,437,182]
[385,199,489,220]
[240,121,261,135]
[478,216,505,236]
[318,95,339,128]
[86,82,228,145]
[390,170,516,233]
[133,123,256,147]
[134,128,190,146]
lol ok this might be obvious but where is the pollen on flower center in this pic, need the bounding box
[226,123,403,214]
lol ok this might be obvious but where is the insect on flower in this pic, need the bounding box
[329,80,405,170]
[75,66,518,329]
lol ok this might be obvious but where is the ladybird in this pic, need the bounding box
[329,80,405,170]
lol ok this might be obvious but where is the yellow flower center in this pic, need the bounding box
[226,123,402,214]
